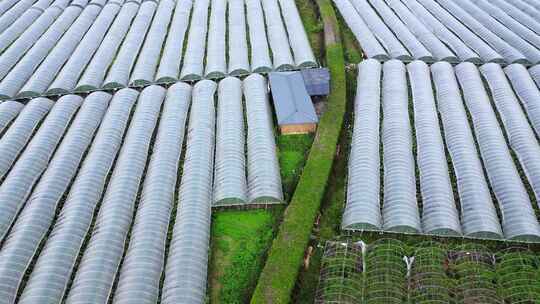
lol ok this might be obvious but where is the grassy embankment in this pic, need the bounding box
[250,0,348,301]
[291,4,363,302]
[207,1,323,302]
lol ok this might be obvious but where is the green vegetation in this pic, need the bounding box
[315,242,363,303]
[278,134,314,202]
[410,243,454,304]
[207,125,314,304]
[295,0,324,62]
[292,4,361,300]
[495,249,540,303]
[250,0,347,301]
[315,239,540,304]
[208,210,280,303]
[335,11,363,63]
[364,239,407,304]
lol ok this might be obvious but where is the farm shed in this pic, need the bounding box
[269,72,318,134]
[301,67,330,96]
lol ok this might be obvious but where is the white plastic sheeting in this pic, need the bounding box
[0,3,62,53]
[213,77,248,206]
[205,0,227,78]
[18,89,137,304]
[261,0,295,70]
[480,63,540,208]
[0,95,81,243]
[333,0,386,60]
[130,0,174,86]
[180,0,210,81]
[0,98,52,180]
[244,74,283,203]
[0,5,82,99]
[407,61,461,235]
[402,0,482,63]
[0,0,58,54]
[0,0,39,33]
[520,0,540,15]
[47,1,122,94]
[386,0,456,61]
[161,80,216,304]
[228,0,250,76]
[71,0,91,7]
[113,83,191,304]
[0,93,109,304]
[491,0,540,36]
[435,0,527,64]
[456,0,540,64]
[0,0,20,16]
[64,86,163,304]
[342,59,382,230]
[369,0,432,61]
[155,0,192,82]
[245,0,272,72]
[431,62,503,239]
[530,65,540,88]
[0,101,23,134]
[338,62,540,239]
[76,2,139,91]
[333,0,540,64]
[413,0,503,64]
[504,64,540,138]
[103,1,156,89]
[18,4,102,98]
[500,0,540,34]
[456,62,540,241]
[349,0,409,60]
[278,0,317,67]
[381,60,421,233]
[475,0,540,50]
[0,0,317,91]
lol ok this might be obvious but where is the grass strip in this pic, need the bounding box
[208,210,277,303]
[250,0,346,301]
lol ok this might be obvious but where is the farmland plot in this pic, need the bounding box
[0,75,282,304]
[315,239,540,304]
[344,59,540,242]
[333,0,540,64]
[0,0,317,100]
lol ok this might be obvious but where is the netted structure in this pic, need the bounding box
[316,239,408,304]
[448,244,501,304]
[364,239,407,304]
[315,242,363,304]
[495,248,540,303]
[315,239,540,304]
[409,242,452,304]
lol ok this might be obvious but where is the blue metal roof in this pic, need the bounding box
[301,68,330,96]
[268,71,318,125]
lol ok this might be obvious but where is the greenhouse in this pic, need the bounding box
[334,0,540,64]
[0,77,282,303]
[315,239,540,303]
[0,0,540,303]
[344,59,540,242]
[0,0,317,99]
